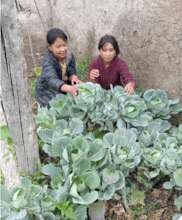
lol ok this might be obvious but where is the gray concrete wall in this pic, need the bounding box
[18,0,182,99]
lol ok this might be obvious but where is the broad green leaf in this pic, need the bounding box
[6,209,27,220]
[12,188,27,209]
[174,168,182,187]
[100,185,115,200]
[43,144,56,157]
[103,133,114,148]
[52,136,72,156]
[75,205,87,220]
[88,140,105,161]
[174,196,182,211]
[37,128,53,144]
[102,168,120,184]
[0,185,11,202]
[163,180,175,190]
[52,186,68,202]
[36,107,55,128]
[43,212,58,220]
[70,184,98,205]
[0,206,11,218]
[56,119,68,130]
[116,119,126,129]
[74,159,91,175]
[42,164,62,177]
[114,172,125,190]
[172,214,182,220]
[78,191,98,205]
[69,118,84,135]
[148,169,160,179]
[82,170,100,190]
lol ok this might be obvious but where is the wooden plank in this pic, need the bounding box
[1,0,40,174]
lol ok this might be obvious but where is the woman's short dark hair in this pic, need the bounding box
[98,34,120,55]
[47,28,68,45]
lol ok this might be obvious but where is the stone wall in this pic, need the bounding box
[18,0,182,99]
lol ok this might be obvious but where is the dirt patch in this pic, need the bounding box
[105,188,178,220]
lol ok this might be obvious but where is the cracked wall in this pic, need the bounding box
[18,0,182,100]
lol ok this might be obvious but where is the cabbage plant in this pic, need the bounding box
[34,82,182,219]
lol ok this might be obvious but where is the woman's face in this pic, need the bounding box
[48,37,68,60]
[99,42,116,64]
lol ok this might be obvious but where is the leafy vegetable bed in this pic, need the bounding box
[1,82,182,220]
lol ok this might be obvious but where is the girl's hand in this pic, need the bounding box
[61,84,78,96]
[124,82,135,95]
[70,74,81,85]
[89,69,100,80]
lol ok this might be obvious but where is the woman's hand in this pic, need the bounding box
[61,84,78,96]
[69,74,81,85]
[89,69,100,80]
[124,82,135,95]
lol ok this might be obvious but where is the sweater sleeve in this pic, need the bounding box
[119,59,136,88]
[88,58,99,83]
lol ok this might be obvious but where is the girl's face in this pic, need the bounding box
[48,37,68,60]
[99,42,116,64]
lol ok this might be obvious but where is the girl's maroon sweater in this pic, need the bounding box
[89,56,136,89]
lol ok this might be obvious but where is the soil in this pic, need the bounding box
[105,188,180,220]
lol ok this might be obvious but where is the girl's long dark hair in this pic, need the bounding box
[98,34,120,55]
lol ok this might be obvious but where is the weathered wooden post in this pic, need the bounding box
[1,0,40,174]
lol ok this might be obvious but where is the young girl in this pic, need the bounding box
[88,34,136,94]
[35,28,80,107]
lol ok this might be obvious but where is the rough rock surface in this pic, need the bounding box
[18,0,182,99]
